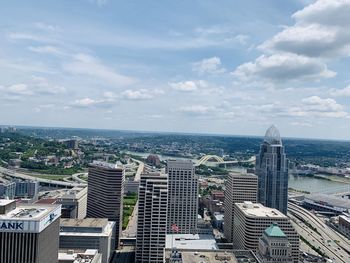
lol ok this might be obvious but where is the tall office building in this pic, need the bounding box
[224,173,258,242]
[255,125,289,214]
[87,161,124,248]
[233,202,299,263]
[0,199,61,263]
[136,173,168,263]
[166,159,198,234]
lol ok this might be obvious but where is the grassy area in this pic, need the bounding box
[122,193,138,230]
[31,174,69,181]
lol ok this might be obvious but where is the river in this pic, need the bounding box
[126,151,350,194]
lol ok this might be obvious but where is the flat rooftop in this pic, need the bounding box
[235,202,286,218]
[0,203,59,221]
[58,249,101,263]
[89,161,119,170]
[164,249,259,263]
[0,199,15,206]
[60,219,115,237]
[305,194,350,209]
[60,218,109,228]
[166,234,217,250]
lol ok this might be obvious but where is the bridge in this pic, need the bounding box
[195,155,256,166]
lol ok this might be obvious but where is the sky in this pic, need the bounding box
[1,0,350,140]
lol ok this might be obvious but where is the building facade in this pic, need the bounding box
[57,186,87,219]
[233,202,299,263]
[255,125,289,215]
[166,159,198,234]
[15,180,39,198]
[257,223,292,263]
[0,200,61,263]
[59,218,116,263]
[87,161,124,247]
[136,173,168,263]
[224,172,258,242]
[0,180,16,199]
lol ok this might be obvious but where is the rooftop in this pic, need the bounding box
[264,223,286,237]
[0,199,15,206]
[89,160,119,170]
[164,249,260,263]
[166,234,217,250]
[0,202,60,221]
[58,249,101,263]
[235,202,286,218]
[60,218,109,228]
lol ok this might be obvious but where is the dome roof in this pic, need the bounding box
[264,125,282,145]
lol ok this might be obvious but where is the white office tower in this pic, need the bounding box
[87,161,124,248]
[166,159,198,234]
[257,223,292,263]
[0,200,61,263]
[136,173,168,263]
[224,173,258,242]
[233,202,299,263]
[256,125,289,215]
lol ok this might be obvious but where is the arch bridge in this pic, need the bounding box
[196,155,225,166]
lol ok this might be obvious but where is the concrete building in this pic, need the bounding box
[136,173,168,263]
[233,202,299,263]
[15,180,39,198]
[87,161,124,248]
[224,172,258,242]
[0,180,16,199]
[58,249,101,263]
[164,248,260,263]
[256,125,289,215]
[59,218,116,263]
[0,199,61,263]
[257,223,292,263]
[338,215,350,238]
[166,159,198,234]
[124,180,140,194]
[57,186,87,219]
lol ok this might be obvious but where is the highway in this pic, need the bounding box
[288,202,350,262]
[131,158,144,182]
[0,167,86,188]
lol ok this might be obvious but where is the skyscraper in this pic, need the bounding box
[87,161,124,247]
[136,173,168,263]
[0,200,61,263]
[255,125,289,214]
[166,159,198,234]
[224,172,258,242]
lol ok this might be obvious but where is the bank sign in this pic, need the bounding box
[0,222,24,230]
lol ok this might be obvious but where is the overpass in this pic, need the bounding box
[0,167,86,188]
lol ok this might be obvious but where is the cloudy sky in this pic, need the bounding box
[1,0,350,140]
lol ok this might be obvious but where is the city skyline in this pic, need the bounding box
[1,0,350,140]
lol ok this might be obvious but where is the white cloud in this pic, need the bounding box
[232,53,335,83]
[121,89,163,100]
[192,57,226,75]
[72,97,113,108]
[0,84,32,96]
[28,45,65,56]
[329,86,350,97]
[260,0,350,58]
[34,22,61,32]
[169,80,207,92]
[63,53,135,86]
[177,105,217,115]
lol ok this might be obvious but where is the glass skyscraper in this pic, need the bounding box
[255,125,289,215]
